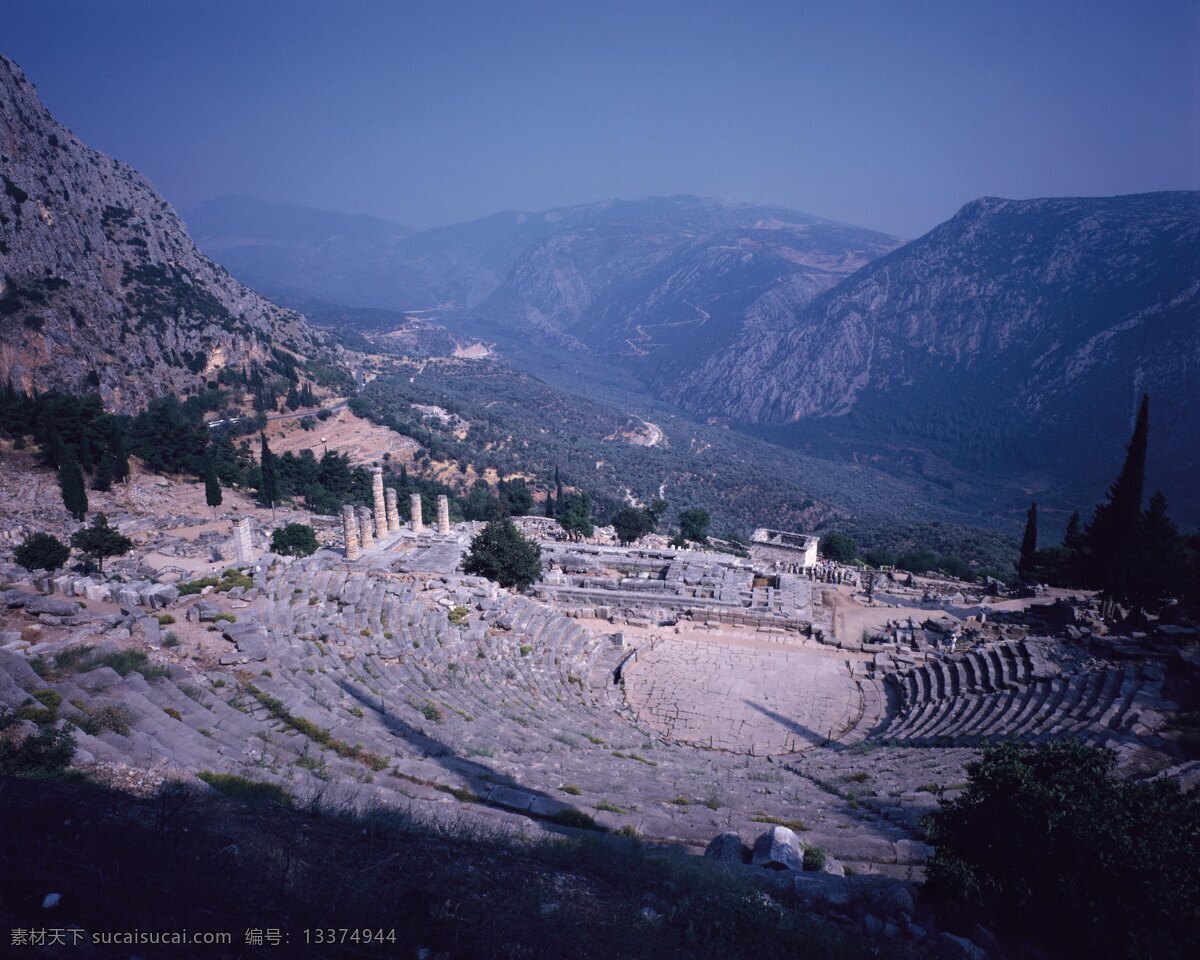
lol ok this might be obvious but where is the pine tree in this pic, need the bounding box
[1085,394,1149,597]
[259,433,279,518]
[1019,502,1038,580]
[203,456,222,517]
[285,383,300,411]
[58,449,88,521]
[543,491,555,518]
[70,513,132,573]
[399,465,409,491]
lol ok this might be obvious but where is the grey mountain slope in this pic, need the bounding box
[670,192,1200,524]
[469,204,903,389]
[0,55,327,413]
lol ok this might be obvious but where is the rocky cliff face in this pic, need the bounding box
[0,56,327,413]
[670,193,1200,522]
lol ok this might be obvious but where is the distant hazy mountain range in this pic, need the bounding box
[0,56,326,412]
[186,189,1200,525]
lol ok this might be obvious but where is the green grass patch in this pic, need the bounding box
[750,814,809,832]
[197,771,291,806]
[242,684,389,772]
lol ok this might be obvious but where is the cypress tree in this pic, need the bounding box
[203,456,222,517]
[59,448,88,521]
[259,433,279,517]
[93,453,114,492]
[1085,394,1149,597]
[256,432,277,513]
[285,383,300,411]
[1019,502,1038,580]
[109,427,130,484]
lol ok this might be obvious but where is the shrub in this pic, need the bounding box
[0,708,75,776]
[14,532,70,572]
[925,740,1200,960]
[77,704,135,736]
[550,808,601,831]
[84,649,168,680]
[803,846,827,871]
[178,576,219,596]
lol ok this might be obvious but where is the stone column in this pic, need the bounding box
[436,494,451,535]
[410,493,424,534]
[385,487,401,533]
[357,505,375,549]
[371,467,388,540]
[342,504,360,560]
[232,517,254,563]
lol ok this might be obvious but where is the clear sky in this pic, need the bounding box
[4,0,1197,236]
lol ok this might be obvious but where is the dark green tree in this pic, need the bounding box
[108,426,130,484]
[820,533,858,563]
[462,516,542,590]
[497,479,533,517]
[1019,502,1038,581]
[1085,394,1149,598]
[70,514,132,573]
[926,740,1200,960]
[612,506,655,545]
[678,507,711,544]
[58,449,88,521]
[1126,492,1188,609]
[14,532,70,572]
[270,523,319,557]
[92,452,114,492]
[285,383,300,411]
[556,492,593,541]
[203,456,222,517]
[259,433,280,516]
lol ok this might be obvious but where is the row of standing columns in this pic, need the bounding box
[342,473,451,559]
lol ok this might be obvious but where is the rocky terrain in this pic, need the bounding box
[0,56,329,412]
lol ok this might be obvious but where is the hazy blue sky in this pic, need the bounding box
[5,0,1197,236]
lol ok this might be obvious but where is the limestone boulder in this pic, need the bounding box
[751,826,805,871]
[704,832,751,865]
[25,596,82,617]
